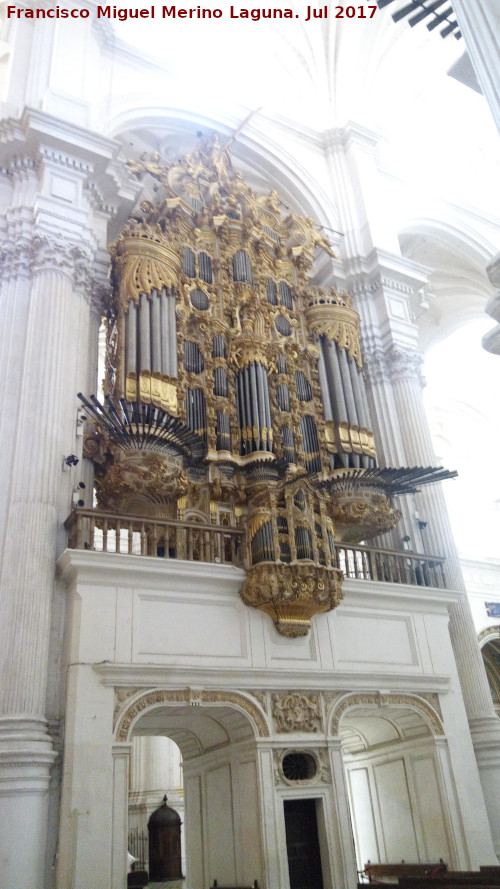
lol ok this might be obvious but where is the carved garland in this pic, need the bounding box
[114,687,270,741]
[329,691,445,737]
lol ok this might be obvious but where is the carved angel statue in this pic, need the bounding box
[285,213,338,259]
[205,134,233,186]
[305,217,338,259]
[126,151,166,180]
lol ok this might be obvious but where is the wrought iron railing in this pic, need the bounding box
[128,827,148,870]
[64,509,447,589]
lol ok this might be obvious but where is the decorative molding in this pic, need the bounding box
[478,624,500,647]
[362,345,424,386]
[114,687,270,741]
[329,691,445,737]
[0,231,102,297]
[240,563,344,638]
[271,692,323,733]
[386,347,425,385]
[273,747,330,785]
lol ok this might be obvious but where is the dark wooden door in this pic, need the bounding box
[284,798,325,889]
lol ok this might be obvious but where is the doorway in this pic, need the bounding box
[284,798,324,889]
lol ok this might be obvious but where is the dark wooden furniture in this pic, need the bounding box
[127,870,148,888]
[362,861,447,883]
[398,874,500,889]
[210,881,259,888]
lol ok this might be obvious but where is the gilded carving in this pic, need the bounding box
[71,136,459,640]
[95,452,188,516]
[331,491,401,543]
[271,693,323,733]
[240,562,343,637]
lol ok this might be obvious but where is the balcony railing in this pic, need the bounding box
[64,508,246,568]
[64,509,447,589]
[335,543,447,589]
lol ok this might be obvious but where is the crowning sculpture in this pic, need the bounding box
[79,135,455,637]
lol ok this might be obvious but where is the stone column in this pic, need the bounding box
[452,0,500,135]
[382,344,500,858]
[0,234,96,888]
[0,110,137,889]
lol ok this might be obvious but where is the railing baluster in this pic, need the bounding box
[151,523,158,557]
[65,509,447,588]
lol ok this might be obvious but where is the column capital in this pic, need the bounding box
[363,345,424,386]
[0,107,140,235]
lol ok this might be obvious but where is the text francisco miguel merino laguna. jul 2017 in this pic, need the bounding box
[6,4,379,20]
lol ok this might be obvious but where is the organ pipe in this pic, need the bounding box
[139,293,151,372]
[151,290,161,373]
[324,338,348,425]
[125,300,137,376]
[236,363,272,453]
[338,347,359,427]
[317,346,333,421]
[160,288,170,376]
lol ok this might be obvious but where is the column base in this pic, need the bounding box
[0,716,57,889]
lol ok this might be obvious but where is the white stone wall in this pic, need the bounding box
[54,551,497,888]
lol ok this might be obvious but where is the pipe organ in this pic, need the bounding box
[80,136,455,636]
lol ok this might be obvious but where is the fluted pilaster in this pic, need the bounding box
[384,345,500,725]
[452,0,500,135]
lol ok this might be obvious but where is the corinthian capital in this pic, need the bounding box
[363,345,424,386]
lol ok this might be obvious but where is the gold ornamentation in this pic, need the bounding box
[271,693,323,733]
[89,137,389,588]
[112,235,181,309]
[328,692,445,737]
[305,288,362,366]
[240,563,343,637]
[96,451,188,516]
[331,490,401,543]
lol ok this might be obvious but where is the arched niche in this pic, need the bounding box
[479,626,500,716]
[113,689,268,889]
[329,692,456,873]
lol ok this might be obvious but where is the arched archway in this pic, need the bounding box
[479,626,500,716]
[113,689,269,889]
[329,693,456,873]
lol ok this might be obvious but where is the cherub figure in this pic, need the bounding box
[126,151,165,180]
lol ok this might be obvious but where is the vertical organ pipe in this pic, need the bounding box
[160,288,170,376]
[348,355,367,428]
[151,290,161,374]
[249,362,260,447]
[168,289,177,376]
[317,346,333,421]
[263,368,272,443]
[126,299,137,376]
[139,292,151,372]
[324,339,348,423]
[256,364,268,448]
[338,347,359,426]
